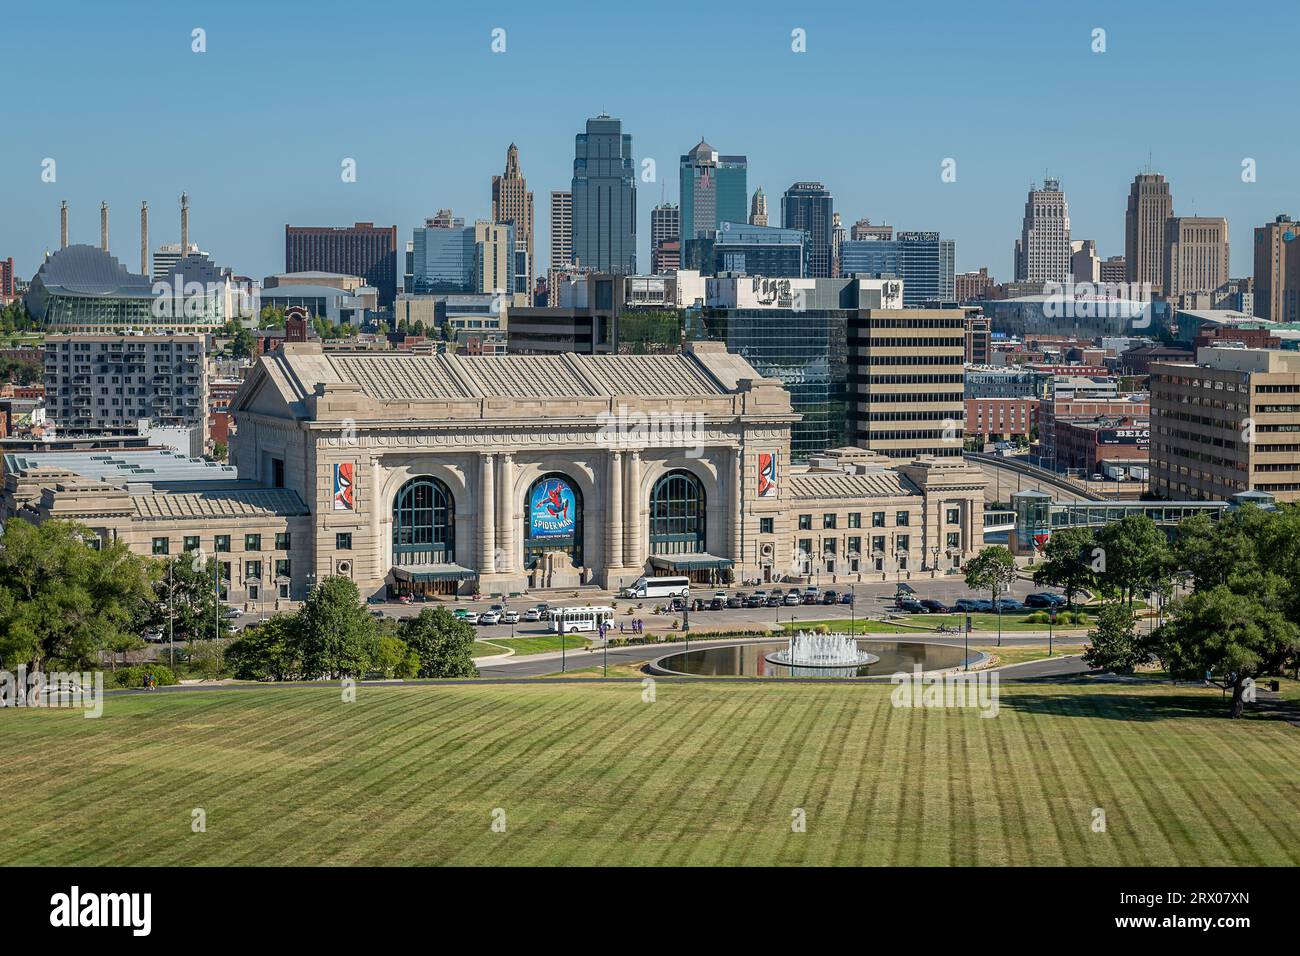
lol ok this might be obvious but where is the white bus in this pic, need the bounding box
[552,606,616,635]
[621,576,691,599]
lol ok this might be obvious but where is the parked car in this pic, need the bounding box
[669,597,686,613]
[478,611,501,625]
[746,592,766,608]
[370,609,386,619]
[994,598,1025,612]
[953,598,989,613]
[706,597,723,611]
[522,608,541,622]
[801,588,819,605]
[461,611,480,625]
[1025,592,1068,608]
[691,598,706,612]
[920,599,951,614]
[500,610,519,624]
[839,592,855,605]
[765,592,784,608]
[395,594,412,605]
[143,629,165,643]
[897,597,925,613]
[821,590,839,605]
[783,591,802,606]
[727,593,745,609]
[366,596,386,605]
[222,606,242,620]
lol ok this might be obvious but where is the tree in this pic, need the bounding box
[964,546,1019,646]
[229,325,256,359]
[1031,526,1097,608]
[373,634,420,679]
[297,576,379,678]
[398,607,478,678]
[1093,515,1172,607]
[225,615,303,681]
[1153,586,1300,717]
[0,519,157,670]
[146,551,229,645]
[1082,602,1146,673]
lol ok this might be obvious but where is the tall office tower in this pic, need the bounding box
[831,212,846,277]
[650,203,680,274]
[749,187,768,226]
[285,222,398,305]
[0,257,15,303]
[782,182,834,278]
[1013,179,1071,283]
[1253,214,1300,322]
[428,208,462,230]
[571,114,637,274]
[1125,172,1174,295]
[549,191,573,269]
[1164,217,1229,299]
[152,243,207,281]
[1070,239,1100,283]
[848,306,966,459]
[851,218,893,241]
[679,139,747,240]
[491,143,534,289]
[474,220,514,295]
[839,231,955,305]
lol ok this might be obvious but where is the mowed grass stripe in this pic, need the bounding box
[2,681,1297,866]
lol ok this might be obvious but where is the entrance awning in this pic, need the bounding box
[650,553,734,571]
[392,564,478,583]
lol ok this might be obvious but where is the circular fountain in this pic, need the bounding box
[766,631,879,669]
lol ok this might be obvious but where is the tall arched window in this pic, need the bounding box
[649,469,706,555]
[392,476,455,566]
[522,473,584,569]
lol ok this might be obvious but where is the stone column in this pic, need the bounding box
[606,451,624,571]
[478,453,495,574]
[496,453,513,573]
[731,446,744,567]
[623,448,642,568]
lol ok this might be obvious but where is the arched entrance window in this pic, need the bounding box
[649,469,706,555]
[522,473,584,569]
[392,476,455,567]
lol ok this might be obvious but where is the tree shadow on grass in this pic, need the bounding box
[999,680,1265,723]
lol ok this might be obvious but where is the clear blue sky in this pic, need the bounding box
[2,0,1296,283]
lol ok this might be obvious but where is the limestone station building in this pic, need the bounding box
[3,342,988,605]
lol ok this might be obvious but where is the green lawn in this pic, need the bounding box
[488,634,590,655]
[3,681,1297,866]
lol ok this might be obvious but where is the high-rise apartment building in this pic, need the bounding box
[1070,239,1100,283]
[848,307,966,459]
[650,203,680,273]
[1164,217,1230,300]
[1100,256,1127,284]
[1013,179,1071,283]
[571,115,636,274]
[474,220,514,295]
[1253,214,1300,323]
[1125,172,1173,295]
[0,257,15,303]
[749,188,768,226]
[491,143,534,292]
[285,222,398,306]
[549,191,573,269]
[781,182,834,279]
[955,268,995,303]
[679,140,747,240]
[1150,347,1300,503]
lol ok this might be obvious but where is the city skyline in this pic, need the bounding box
[2,0,1296,283]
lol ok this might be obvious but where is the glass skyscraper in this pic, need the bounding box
[781,182,834,278]
[571,114,637,274]
[683,221,807,277]
[839,232,955,306]
[679,139,747,241]
[411,224,475,293]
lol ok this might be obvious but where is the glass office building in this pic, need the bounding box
[411,225,476,293]
[571,115,637,274]
[699,307,849,459]
[684,221,807,277]
[839,232,955,306]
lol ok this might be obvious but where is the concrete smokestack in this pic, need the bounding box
[60,200,68,248]
[180,192,189,253]
[140,201,149,276]
[100,202,109,251]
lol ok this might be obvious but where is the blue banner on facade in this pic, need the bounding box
[529,477,576,539]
